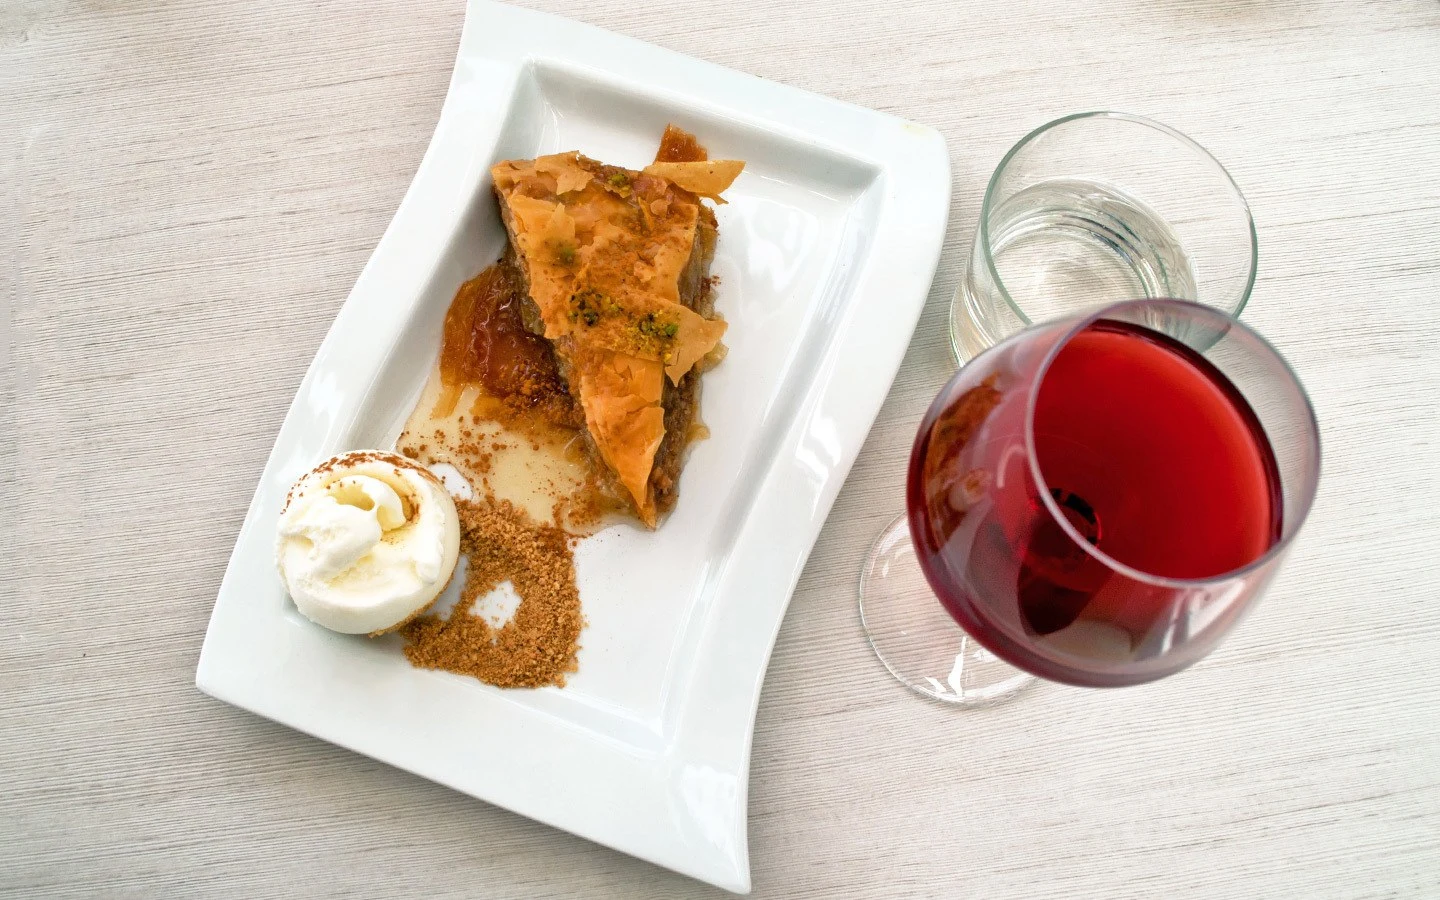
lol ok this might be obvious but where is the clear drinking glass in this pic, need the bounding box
[951,112,1257,362]
[860,300,1319,703]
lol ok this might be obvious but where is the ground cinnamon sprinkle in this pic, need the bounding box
[401,499,582,688]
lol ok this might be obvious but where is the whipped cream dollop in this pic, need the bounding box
[276,450,461,635]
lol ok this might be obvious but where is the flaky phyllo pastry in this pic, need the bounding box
[491,126,743,526]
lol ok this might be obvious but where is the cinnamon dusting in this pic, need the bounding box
[401,500,582,688]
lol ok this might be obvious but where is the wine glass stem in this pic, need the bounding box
[858,513,1036,707]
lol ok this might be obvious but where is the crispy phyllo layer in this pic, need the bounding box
[492,128,742,524]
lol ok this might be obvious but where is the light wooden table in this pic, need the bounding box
[5,0,1439,896]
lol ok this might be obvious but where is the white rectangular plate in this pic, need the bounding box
[197,1,948,892]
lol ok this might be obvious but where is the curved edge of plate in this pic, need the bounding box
[666,116,953,896]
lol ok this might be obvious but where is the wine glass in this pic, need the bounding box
[859,299,1320,704]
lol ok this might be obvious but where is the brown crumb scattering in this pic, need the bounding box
[401,500,582,688]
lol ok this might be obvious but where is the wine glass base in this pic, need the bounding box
[859,514,1035,707]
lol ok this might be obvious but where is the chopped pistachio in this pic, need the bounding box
[569,288,608,327]
[636,312,680,343]
[605,172,632,197]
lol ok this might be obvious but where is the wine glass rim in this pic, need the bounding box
[980,111,1260,326]
[1022,298,1321,590]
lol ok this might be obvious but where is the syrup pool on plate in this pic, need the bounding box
[398,261,619,529]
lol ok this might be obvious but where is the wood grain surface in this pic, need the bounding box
[4,0,1439,897]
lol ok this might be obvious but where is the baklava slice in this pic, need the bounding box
[491,126,743,526]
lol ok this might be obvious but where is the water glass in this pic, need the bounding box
[951,112,1257,361]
